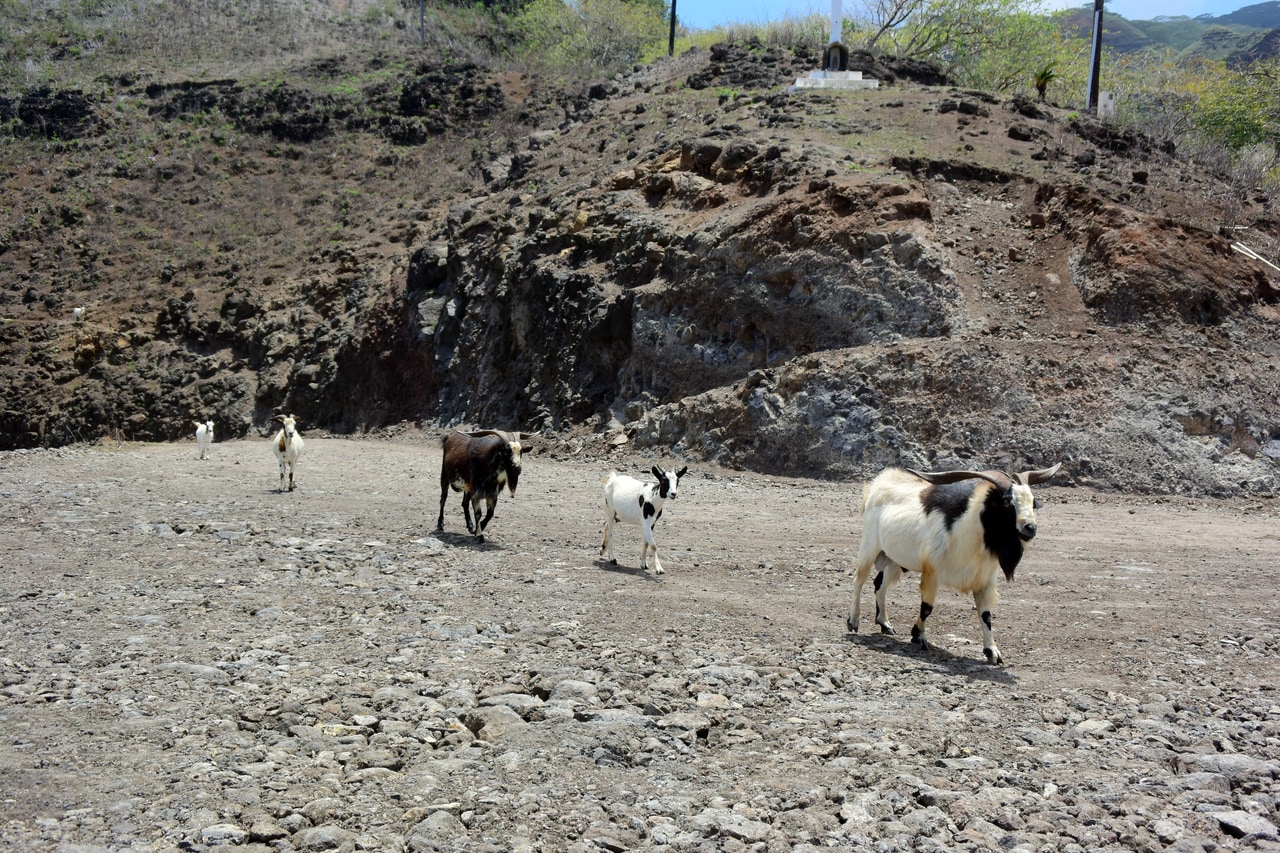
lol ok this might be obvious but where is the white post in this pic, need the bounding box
[830,0,842,44]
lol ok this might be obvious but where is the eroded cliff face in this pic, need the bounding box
[418,135,963,433]
[1,44,1277,495]
[397,58,1279,496]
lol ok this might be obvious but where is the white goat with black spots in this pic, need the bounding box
[272,414,304,492]
[847,463,1061,664]
[601,465,687,574]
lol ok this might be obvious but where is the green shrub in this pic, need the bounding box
[515,0,668,77]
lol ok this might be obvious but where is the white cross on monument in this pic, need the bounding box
[793,0,878,89]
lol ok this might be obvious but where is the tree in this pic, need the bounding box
[850,0,1030,60]
[923,7,1087,103]
[515,0,667,76]
[1195,56,1280,156]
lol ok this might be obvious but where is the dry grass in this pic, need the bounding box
[717,12,830,52]
[0,0,451,90]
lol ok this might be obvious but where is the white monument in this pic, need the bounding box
[793,0,879,91]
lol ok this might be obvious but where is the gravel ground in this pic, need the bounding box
[1,436,1278,852]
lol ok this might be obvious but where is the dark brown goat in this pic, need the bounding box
[437,430,535,540]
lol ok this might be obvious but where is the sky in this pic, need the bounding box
[673,0,1241,31]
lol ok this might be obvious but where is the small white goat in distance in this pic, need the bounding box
[848,463,1061,664]
[194,419,214,460]
[601,465,687,574]
[272,414,304,492]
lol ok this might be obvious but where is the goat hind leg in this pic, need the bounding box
[437,483,449,530]
[847,548,882,632]
[600,514,616,563]
[873,554,902,635]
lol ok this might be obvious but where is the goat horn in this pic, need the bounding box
[1015,462,1062,486]
[461,429,537,443]
[907,468,1012,489]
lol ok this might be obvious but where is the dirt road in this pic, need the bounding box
[1,436,1277,851]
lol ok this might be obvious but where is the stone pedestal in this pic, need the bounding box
[793,70,879,91]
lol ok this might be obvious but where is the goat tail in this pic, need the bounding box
[601,471,618,484]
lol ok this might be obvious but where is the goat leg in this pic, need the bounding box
[461,493,476,535]
[476,498,496,540]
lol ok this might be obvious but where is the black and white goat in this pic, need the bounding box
[847,463,1061,664]
[272,414,304,492]
[600,465,687,574]
[437,430,534,540]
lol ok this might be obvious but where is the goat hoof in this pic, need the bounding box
[879,624,896,636]
[609,558,617,565]
[475,534,485,543]
[984,647,1003,665]
[846,618,857,633]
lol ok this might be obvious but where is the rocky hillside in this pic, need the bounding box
[1,42,1278,496]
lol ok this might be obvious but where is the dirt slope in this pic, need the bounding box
[1,43,1278,498]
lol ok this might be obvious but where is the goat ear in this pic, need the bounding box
[1017,462,1062,486]
[676,466,688,478]
[273,415,285,423]
[651,465,663,481]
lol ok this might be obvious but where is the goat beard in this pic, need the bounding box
[997,541,1024,581]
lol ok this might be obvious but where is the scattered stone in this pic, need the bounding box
[1214,810,1278,840]
[201,823,248,845]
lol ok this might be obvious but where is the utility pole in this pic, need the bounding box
[1085,0,1104,114]
[669,0,677,56]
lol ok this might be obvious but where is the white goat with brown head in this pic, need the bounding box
[272,414,304,492]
